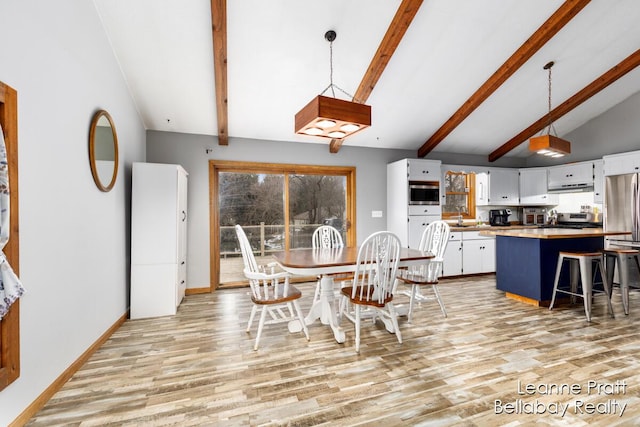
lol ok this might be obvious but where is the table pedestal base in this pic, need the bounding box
[288,276,345,343]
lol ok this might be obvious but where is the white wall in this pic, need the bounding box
[145,131,415,290]
[0,1,145,424]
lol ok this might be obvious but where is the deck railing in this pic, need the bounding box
[221,222,330,258]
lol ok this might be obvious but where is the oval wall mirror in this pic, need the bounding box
[89,110,119,192]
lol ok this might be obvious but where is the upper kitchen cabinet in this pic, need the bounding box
[408,159,440,181]
[547,161,594,192]
[603,149,640,176]
[519,167,558,206]
[476,168,519,206]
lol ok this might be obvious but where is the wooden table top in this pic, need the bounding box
[272,247,433,276]
[479,227,631,240]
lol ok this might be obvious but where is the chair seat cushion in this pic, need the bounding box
[341,286,392,307]
[252,285,302,305]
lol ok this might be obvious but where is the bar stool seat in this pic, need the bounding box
[549,251,614,321]
[603,248,640,315]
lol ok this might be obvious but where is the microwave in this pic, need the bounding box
[409,181,440,205]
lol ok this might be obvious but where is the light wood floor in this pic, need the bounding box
[27,276,640,426]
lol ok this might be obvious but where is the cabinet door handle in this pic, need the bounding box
[181,280,185,284]
[181,261,185,265]
[182,210,187,221]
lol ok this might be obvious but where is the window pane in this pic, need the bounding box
[288,174,346,249]
[449,174,467,192]
[443,194,468,214]
[219,172,284,284]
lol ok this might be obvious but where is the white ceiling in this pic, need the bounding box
[93,0,640,159]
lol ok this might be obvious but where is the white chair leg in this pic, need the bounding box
[355,305,361,353]
[247,305,258,332]
[388,303,402,344]
[254,307,268,351]
[293,300,310,341]
[432,285,447,318]
[408,284,417,323]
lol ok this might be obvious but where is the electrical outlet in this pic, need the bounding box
[372,210,383,218]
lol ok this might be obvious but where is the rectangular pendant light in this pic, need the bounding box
[529,134,571,158]
[295,95,371,139]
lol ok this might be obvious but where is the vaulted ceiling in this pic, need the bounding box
[93,0,640,161]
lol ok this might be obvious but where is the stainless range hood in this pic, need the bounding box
[547,182,594,193]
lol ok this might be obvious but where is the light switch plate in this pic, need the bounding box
[372,210,383,218]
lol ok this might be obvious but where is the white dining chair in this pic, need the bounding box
[397,221,450,321]
[235,225,309,350]
[339,231,402,353]
[311,225,345,302]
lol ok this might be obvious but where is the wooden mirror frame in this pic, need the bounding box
[89,110,119,192]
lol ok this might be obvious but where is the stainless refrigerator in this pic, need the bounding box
[605,172,640,246]
[604,172,640,286]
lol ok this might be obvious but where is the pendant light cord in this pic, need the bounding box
[545,61,558,136]
[319,32,362,103]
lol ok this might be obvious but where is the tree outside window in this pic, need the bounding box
[443,171,476,219]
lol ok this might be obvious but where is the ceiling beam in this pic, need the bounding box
[489,48,640,162]
[211,0,228,145]
[329,0,423,154]
[417,0,591,158]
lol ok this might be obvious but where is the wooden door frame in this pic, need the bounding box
[0,80,20,391]
[208,160,356,290]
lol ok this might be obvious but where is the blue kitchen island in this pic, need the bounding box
[480,228,630,305]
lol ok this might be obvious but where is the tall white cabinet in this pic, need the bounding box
[387,158,442,248]
[131,162,188,319]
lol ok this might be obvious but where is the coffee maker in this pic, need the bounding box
[489,209,511,226]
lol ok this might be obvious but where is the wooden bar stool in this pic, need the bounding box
[549,251,614,322]
[603,248,640,315]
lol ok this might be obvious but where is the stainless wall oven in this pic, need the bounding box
[409,181,440,205]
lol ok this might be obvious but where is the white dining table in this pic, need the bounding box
[272,247,434,343]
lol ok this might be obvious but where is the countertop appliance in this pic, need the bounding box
[489,209,511,226]
[605,173,640,248]
[523,208,546,225]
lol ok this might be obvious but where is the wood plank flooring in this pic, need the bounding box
[26,276,640,426]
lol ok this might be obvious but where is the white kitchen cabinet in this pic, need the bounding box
[440,231,495,276]
[603,150,640,176]
[408,158,440,181]
[387,158,442,247]
[593,159,604,204]
[442,232,463,276]
[131,162,188,319]
[518,167,559,206]
[547,161,594,191]
[408,214,441,249]
[462,238,496,274]
[476,168,519,206]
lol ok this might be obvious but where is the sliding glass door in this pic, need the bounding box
[211,161,355,288]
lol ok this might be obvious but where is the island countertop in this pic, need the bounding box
[479,227,630,239]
